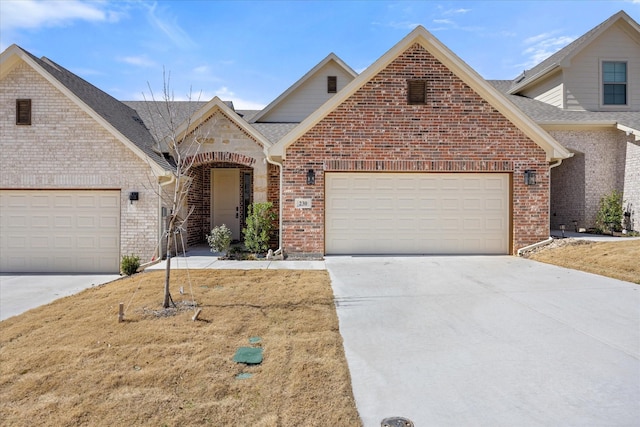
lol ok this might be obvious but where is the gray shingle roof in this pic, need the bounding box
[18,47,175,172]
[123,101,208,143]
[249,122,299,144]
[491,80,640,132]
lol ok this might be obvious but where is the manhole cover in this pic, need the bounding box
[381,417,414,427]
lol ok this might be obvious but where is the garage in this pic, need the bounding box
[325,172,510,255]
[0,190,120,273]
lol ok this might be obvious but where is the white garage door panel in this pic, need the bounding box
[0,190,120,273]
[325,173,509,255]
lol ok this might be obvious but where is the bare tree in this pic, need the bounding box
[143,71,209,308]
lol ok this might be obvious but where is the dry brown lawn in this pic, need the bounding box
[525,238,640,284]
[0,270,361,426]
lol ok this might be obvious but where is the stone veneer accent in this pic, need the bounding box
[181,110,276,247]
[548,129,635,231]
[281,43,550,256]
[1,62,160,263]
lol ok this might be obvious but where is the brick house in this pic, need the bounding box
[1,11,637,272]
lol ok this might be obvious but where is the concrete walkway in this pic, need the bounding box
[0,273,121,321]
[325,255,640,426]
[144,246,325,271]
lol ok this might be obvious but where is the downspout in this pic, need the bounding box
[156,173,176,259]
[264,153,283,256]
[517,159,563,256]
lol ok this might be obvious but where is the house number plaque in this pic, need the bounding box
[295,198,312,209]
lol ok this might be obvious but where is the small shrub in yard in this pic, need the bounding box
[121,254,140,276]
[207,224,232,257]
[243,202,277,254]
[596,190,624,233]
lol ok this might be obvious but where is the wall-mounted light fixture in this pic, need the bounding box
[307,169,315,185]
[129,191,139,204]
[524,170,536,185]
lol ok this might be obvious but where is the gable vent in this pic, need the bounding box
[327,76,337,93]
[16,99,32,125]
[407,80,427,105]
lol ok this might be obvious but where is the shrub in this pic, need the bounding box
[243,202,277,254]
[206,224,232,256]
[121,254,140,276]
[596,190,623,233]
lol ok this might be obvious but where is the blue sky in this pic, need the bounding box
[1,0,638,109]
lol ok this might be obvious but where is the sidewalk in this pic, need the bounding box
[144,246,326,271]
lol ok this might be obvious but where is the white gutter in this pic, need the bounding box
[517,158,564,257]
[264,153,283,256]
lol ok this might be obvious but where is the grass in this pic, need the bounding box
[0,270,361,426]
[524,239,640,284]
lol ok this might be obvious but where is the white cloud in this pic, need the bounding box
[0,0,120,32]
[144,2,196,49]
[433,19,453,25]
[214,87,266,110]
[193,65,211,74]
[442,8,471,15]
[519,31,576,69]
[372,21,420,30]
[118,56,157,67]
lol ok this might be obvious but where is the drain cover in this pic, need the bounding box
[381,417,414,427]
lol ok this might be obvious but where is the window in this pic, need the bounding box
[16,99,31,125]
[327,76,337,93]
[602,61,627,105]
[407,80,427,104]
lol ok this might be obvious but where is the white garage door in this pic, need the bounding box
[325,173,510,255]
[0,190,120,273]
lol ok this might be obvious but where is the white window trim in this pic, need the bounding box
[599,58,630,110]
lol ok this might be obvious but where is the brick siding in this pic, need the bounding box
[282,43,550,255]
[548,129,632,230]
[1,62,160,262]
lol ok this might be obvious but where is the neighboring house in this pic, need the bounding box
[491,10,640,232]
[1,10,637,273]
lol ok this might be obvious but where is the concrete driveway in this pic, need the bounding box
[326,256,640,427]
[0,273,121,321]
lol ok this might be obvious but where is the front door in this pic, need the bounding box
[212,169,240,240]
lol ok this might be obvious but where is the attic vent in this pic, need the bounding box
[132,116,149,129]
[16,99,32,125]
[327,76,337,93]
[407,80,427,105]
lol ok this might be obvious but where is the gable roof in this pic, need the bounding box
[0,44,173,176]
[491,81,640,141]
[171,96,273,150]
[508,10,640,94]
[269,25,572,162]
[249,53,358,123]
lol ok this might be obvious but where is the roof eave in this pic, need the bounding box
[250,53,358,124]
[508,64,561,94]
[270,26,572,162]
[174,96,272,149]
[1,46,169,176]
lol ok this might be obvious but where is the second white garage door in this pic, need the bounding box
[325,173,510,255]
[0,190,120,273]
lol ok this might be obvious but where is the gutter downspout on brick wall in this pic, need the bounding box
[264,153,283,256]
[517,159,564,256]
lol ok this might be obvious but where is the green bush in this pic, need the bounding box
[596,190,623,233]
[207,224,232,256]
[243,202,277,254]
[121,254,140,276]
